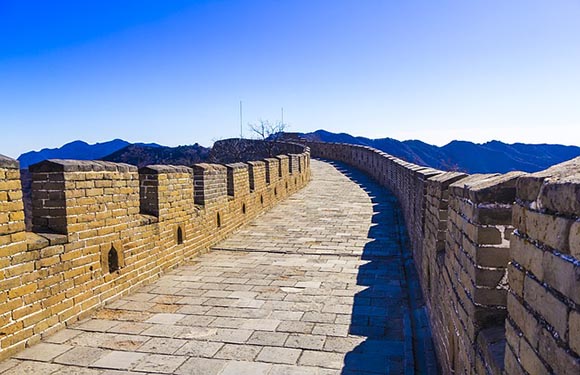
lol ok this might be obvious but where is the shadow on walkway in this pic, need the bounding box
[323,161,439,375]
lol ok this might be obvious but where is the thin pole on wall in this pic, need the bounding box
[239,100,243,139]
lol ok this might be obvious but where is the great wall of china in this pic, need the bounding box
[306,141,579,374]
[1,138,579,373]
[0,141,311,361]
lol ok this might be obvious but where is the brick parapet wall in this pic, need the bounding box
[29,160,141,238]
[275,155,290,180]
[193,163,228,207]
[288,154,300,175]
[424,171,469,373]
[445,172,523,374]
[226,163,251,198]
[505,158,580,375]
[0,155,25,237]
[139,165,194,218]
[306,140,580,374]
[247,160,266,192]
[0,142,310,360]
[263,158,279,185]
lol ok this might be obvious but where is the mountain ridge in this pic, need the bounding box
[17,139,162,168]
[15,131,580,174]
[300,129,580,173]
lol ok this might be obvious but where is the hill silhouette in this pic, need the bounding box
[17,132,580,174]
[300,130,580,173]
[18,139,161,168]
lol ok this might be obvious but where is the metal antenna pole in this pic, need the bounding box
[240,101,243,139]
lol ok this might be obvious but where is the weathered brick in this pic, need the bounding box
[508,293,541,349]
[524,276,568,339]
[542,251,580,305]
[508,262,525,297]
[519,336,549,375]
[510,234,544,280]
[569,310,580,355]
[537,326,580,375]
[513,205,573,253]
[569,220,580,259]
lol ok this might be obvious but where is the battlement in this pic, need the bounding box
[0,141,310,360]
[306,141,580,374]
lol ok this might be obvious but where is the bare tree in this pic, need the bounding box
[209,120,289,163]
[248,120,288,157]
[248,120,287,141]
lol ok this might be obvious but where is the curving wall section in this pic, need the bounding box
[306,141,580,374]
[0,142,310,360]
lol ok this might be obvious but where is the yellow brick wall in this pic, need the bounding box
[0,144,311,360]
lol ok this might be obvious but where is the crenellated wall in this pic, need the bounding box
[0,142,310,360]
[306,141,580,374]
[444,172,522,374]
[506,159,580,375]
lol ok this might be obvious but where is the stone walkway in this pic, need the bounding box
[0,160,437,375]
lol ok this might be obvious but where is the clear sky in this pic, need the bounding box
[1,0,580,158]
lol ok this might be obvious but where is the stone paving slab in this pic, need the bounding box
[0,159,436,374]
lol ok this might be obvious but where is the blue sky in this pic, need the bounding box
[1,0,579,158]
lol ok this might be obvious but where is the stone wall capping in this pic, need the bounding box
[36,232,68,246]
[246,160,266,166]
[416,168,443,179]
[448,173,523,202]
[25,232,49,250]
[137,213,158,225]
[534,173,580,216]
[29,159,137,173]
[409,164,429,172]
[0,153,19,169]
[225,162,248,170]
[192,163,227,172]
[516,156,580,202]
[465,171,526,204]
[428,171,469,187]
[139,165,193,174]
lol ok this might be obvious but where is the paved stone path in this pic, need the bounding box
[0,160,437,375]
